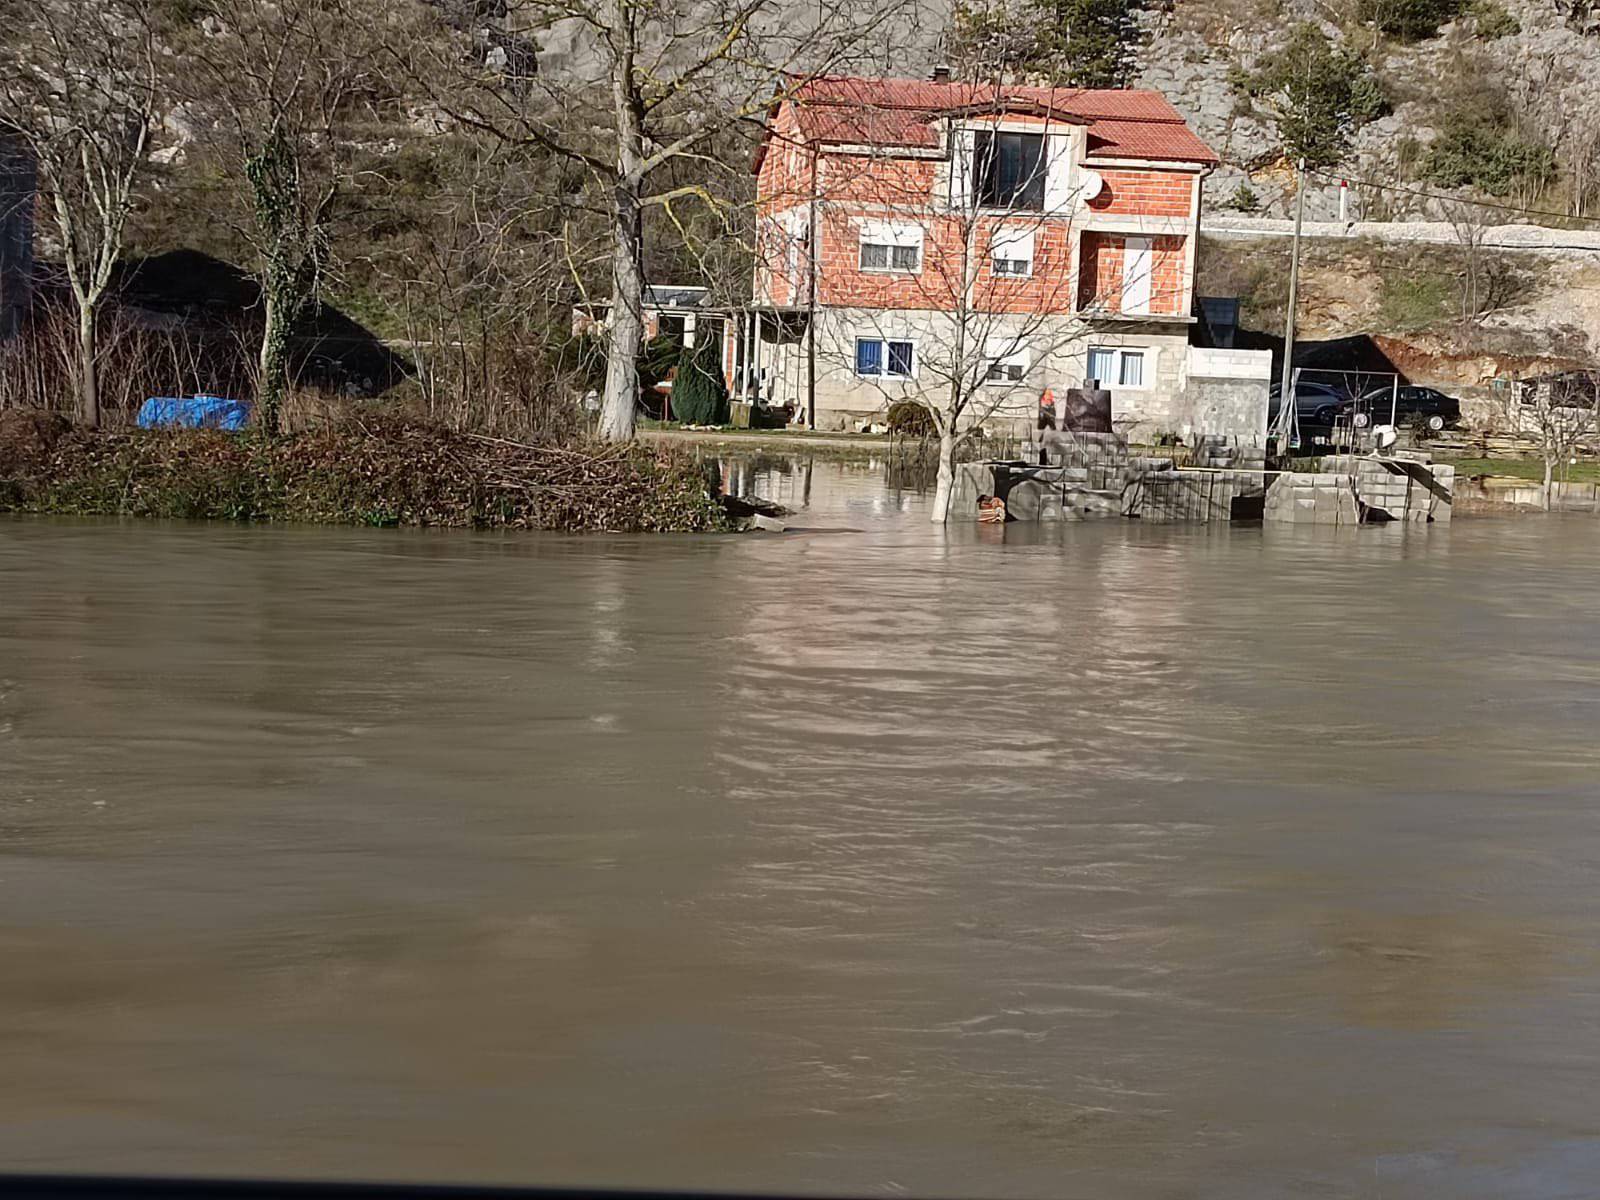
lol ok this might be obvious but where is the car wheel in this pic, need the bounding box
[1315,407,1337,426]
[1427,414,1445,431]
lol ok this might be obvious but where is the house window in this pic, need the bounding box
[990,228,1035,278]
[974,131,1045,211]
[861,242,920,271]
[1087,346,1146,389]
[860,221,923,273]
[856,337,915,378]
[983,339,1030,385]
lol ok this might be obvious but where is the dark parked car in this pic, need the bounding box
[1341,386,1461,431]
[1267,381,1350,430]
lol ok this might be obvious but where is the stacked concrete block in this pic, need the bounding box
[1265,458,1454,525]
[1264,472,1361,524]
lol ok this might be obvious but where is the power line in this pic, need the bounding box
[1308,167,1600,229]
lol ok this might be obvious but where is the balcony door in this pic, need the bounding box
[1123,236,1152,315]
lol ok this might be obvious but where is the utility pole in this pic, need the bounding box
[806,144,818,430]
[1275,158,1307,450]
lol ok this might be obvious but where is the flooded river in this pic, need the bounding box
[5,455,1600,1198]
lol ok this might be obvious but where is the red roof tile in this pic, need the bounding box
[778,75,1217,165]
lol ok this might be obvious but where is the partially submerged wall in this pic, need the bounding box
[1264,457,1454,525]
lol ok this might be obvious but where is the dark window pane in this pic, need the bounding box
[887,341,914,376]
[975,131,1044,210]
[856,339,883,375]
[861,243,889,269]
[890,244,919,270]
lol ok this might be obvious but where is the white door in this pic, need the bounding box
[1123,236,1152,315]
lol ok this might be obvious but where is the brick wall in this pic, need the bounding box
[1076,231,1186,316]
[810,209,1079,314]
[757,109,1199,321]
[1085,168,1192,217]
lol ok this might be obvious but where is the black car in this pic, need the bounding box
[1267,381,1350,430]
[1340,386,1461,431]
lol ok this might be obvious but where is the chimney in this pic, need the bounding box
[929,64,951,84]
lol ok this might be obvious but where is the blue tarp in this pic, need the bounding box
[137,395,253,431]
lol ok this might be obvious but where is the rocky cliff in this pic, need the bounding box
[1138,0,1600,220]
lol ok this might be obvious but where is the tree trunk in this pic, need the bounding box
[258,290,287,434]
[930,426,957,523]
[76,301,99,428]
[599,184,644,443]
[598,29,646,445]
[1544,455,1555,511]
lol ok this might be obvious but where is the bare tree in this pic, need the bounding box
[402,0,902,443]
[1517,371,1597,509]
[179,0,411,431]
[0,0,159,426]
[1442,198,1488,326]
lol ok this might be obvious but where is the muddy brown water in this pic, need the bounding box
[5,456,1600,1199]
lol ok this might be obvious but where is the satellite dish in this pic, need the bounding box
[1080,171,1104,201]
[1373,424,1399,451]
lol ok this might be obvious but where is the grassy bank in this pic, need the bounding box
[1437,457,1600,484]
[0,412,730,533]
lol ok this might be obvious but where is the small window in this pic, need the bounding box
[856,337,914,378]
[983,339,1030,386]
[861,240,920,271]
[1087,346,1148,389]
[990,228,1035,279]
[860,222,923,273]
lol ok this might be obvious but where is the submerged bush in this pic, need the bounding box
[0,413,730,533]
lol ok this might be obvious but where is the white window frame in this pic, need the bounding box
[855,336,917,380]
[1086,345,1149,390]
[982,337,1031,387]
[990,227,1035,280]
[859,221,924,275]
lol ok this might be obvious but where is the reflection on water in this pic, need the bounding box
[4,458,1600,1199]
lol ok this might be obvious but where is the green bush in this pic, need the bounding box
[1227,181,1261,212]
[638,334,681,396]
[1379,272,1455,329]
[1471,0,1519,37]
[1254,24,1389,168]
[1356,0,1465,41]
[669,335,729,426]
[1422,115,1557,198]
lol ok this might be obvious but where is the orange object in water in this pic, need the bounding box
[977,494,1006,523]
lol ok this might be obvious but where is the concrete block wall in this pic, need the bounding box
[1265,459,1454,524]
[1263,472,1361,525]
[1175,346,1271,448]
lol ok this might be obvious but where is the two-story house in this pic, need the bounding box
[747,75,1258,441]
